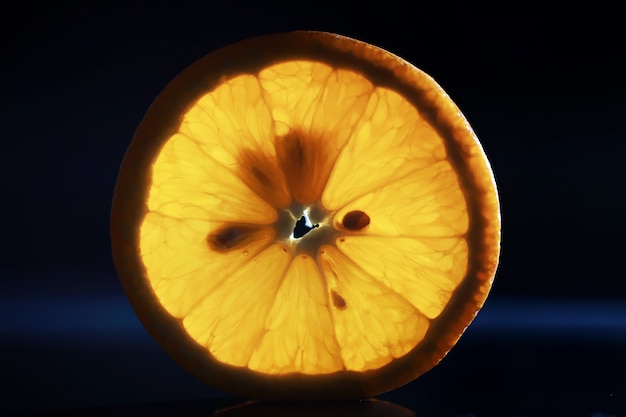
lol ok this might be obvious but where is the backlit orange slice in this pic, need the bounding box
[111,31,500,400]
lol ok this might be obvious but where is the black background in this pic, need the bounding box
[1,2,625,416]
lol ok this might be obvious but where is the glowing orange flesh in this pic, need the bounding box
[139,60,470,374]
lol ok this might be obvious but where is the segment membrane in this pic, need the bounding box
[259,61,373,203]
[248,254,343,374]
[318,246,430,371]
[182,244,291,367]
[337,236,468,319]
[333,160,468,238]
[139,58,469,375]
[322,87,447,211]
[147,132,277,223]
[140,216,275,318]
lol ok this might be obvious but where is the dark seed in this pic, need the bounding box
[342,210,370,231]
[281,132,305,168]
[331,290,347,310]
[290,138,305,167]
[251,166,271,186]
[207,226,256,251]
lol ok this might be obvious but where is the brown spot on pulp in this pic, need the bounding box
[274,129,326,205]
[207,225,259,252]
[331,290,347,310]
[236,148,291,209]
[251,166,271,186]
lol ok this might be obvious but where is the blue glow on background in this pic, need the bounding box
[470,297,626,342]
[0,295,151,346]
[2,292,626,345]
[2,280,625,414]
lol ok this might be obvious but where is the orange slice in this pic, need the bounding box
[111,31,500,400]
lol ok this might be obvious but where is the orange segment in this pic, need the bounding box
[182,244,291,367]
[332,159,468,237]
[323,86,445,211]
[318,246,430,371]
[248,254,342,374]
[146,132,277,223]
[259,62,372,204]
[336,236,468,319]
[181,75,291,209]
[140,218,275,318]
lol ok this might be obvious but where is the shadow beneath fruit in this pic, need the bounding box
[212,398,418,417]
